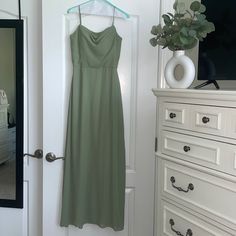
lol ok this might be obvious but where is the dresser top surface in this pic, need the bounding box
[152,89,236,102]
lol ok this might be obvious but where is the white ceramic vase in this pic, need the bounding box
[164,50,195,88]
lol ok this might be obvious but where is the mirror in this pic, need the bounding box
[0,20,23,208]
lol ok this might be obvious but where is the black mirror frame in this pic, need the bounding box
[0,19,24,208]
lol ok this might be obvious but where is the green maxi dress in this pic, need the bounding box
[60,9,126,231]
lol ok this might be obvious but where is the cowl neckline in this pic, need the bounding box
[77,24,122,43]
[79,24,115,35]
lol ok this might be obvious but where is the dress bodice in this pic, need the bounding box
[70,25,122,68]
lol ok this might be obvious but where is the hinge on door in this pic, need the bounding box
[155,137,158,152]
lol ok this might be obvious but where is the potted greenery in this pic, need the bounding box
[150,0,215,88]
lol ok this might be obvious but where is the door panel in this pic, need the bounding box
[0,0,42,235]
[42,0,159,235]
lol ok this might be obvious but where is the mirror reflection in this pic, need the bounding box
[0,28,16,200]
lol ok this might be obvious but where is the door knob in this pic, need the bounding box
[24,149,43,159]
[45,152,64,162]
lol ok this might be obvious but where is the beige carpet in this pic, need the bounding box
[0,159,16,200]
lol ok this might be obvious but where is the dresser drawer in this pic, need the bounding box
[160,159,236,230]
[0,127,8,141]
[0,108,7,128]
[160,102,230,138]
[160,200,232,236]
[0,142,9,163]
[227,109,236,139]
[161,102,189,129]
[161,130,236,176]
[191,105,227,137]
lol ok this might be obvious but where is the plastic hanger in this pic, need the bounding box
[67,0,130,19]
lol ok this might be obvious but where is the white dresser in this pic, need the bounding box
[153,89,236,236]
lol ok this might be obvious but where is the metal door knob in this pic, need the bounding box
[24,149,43,159]
[45,152,64,162]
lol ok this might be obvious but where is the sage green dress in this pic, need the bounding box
[60,15,126,231]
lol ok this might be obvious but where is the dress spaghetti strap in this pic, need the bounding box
[78,5,82,25]
[112,7,115,25]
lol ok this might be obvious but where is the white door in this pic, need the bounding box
[42,0,159,235]
[0,0,43,236]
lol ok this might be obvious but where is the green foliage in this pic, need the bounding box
[150,0,215,51]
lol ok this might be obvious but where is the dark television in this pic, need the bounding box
[197,0,236,88]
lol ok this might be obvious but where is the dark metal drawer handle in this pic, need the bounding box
[169,219,193,236]
[202,116,210,124]
[183,146,191,152]
[169,112,176,119]
[170,176,194,193]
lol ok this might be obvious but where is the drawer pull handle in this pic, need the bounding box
[169,113,176,119]
[183,146,191,152]
[202,116,210,124]
[170,176,194,193]
[169,219,193,236]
